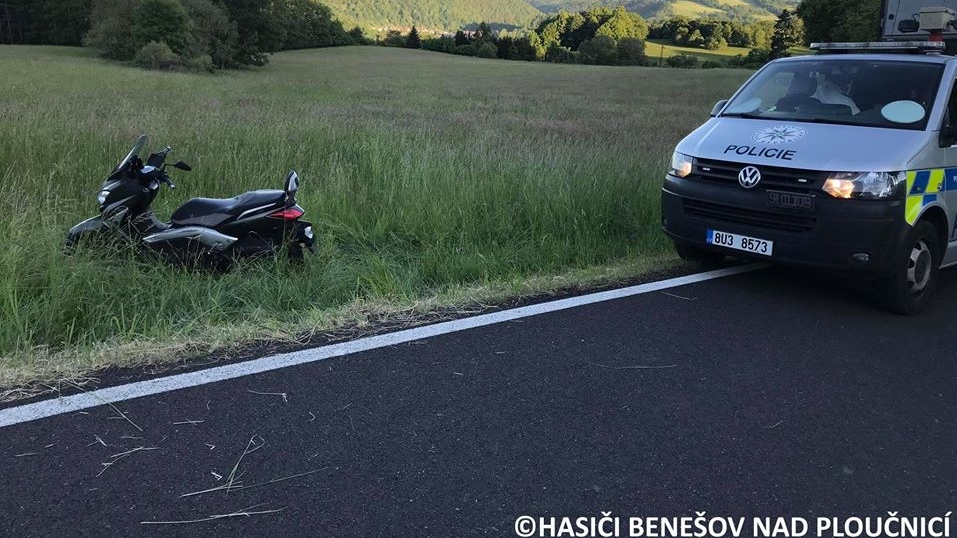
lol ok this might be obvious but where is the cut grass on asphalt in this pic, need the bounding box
[0,46,751,392]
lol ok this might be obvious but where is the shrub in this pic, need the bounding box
[452,44,477,56]
[476,42,498,59]
[545,43,577,63]
[422,37,455,53]
[666,54,698,68]
[134,41,183,70]
[701,60,724,69]
[184,53,214,72]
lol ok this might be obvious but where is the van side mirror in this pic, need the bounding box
[710,99,728,117]
[898,19,919,33]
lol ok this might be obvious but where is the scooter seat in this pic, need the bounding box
[171,189,286,228]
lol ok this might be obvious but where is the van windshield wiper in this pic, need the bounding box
[720,112,766,119]
[791,117,864,126]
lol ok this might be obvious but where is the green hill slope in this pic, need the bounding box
[322,0,542,32]
[528,0,800,20]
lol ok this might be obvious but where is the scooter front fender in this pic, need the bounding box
[65,216,117,249]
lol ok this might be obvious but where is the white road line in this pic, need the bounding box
[0,264,762,428]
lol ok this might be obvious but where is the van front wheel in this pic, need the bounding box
[878,220,941,315]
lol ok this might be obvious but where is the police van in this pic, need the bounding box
[661,1,957,314]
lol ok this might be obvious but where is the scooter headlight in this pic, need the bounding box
[97,190,110,207]
[304,226,314,240]
[822,171,906,199]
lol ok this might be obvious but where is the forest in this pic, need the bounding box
[0,0,360,69]
[0,0,882,70]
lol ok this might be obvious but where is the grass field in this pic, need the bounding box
[646,39,753,63]
[0,46,750,392]
[646,40,813,65]
[669,0,724,18]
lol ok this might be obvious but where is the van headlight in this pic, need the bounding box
[821,171,906,199]
[670,152,693,178]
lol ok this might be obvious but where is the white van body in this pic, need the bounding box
[661,50,957,313]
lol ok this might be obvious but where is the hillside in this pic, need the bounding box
[322,0,542,32]
[528,0,800,20]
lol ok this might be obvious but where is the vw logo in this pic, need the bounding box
[738,166,762,189]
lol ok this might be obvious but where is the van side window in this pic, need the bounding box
[947,79,957,129]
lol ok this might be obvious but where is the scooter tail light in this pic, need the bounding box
[269,207,304,220]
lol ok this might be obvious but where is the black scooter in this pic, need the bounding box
[66,134,314,268]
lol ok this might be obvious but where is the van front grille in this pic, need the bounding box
[693,158,828,193]
[684,199,816,233]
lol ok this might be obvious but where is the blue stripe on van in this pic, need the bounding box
[911,170,931,195]
[945,168,957,192]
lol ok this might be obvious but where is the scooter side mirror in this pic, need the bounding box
[285,170,299,196]
[173,161,192,172]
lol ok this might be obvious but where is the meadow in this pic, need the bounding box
[645,38,753,63]
[0,45,749,391]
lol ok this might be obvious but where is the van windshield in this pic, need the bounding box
[720,59,944,130]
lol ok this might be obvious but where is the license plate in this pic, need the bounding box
[707,229,773,256]
[768,190,814,211]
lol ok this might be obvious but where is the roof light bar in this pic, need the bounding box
[811,41,946,53]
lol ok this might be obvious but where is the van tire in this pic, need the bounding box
[673,241,725,266]
[878,220,941,315]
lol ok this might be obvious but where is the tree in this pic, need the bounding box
[475,21,493,45]
[616,37,645,65]
[383,29,405,47]
[132,0,192,57]
[705,35,727,51]
[348,26,367,44]
[579,35,617,65]
[405,25,421,49]
[594,6,648,41]
[180,0,238,67]
[770,9,803,59]
[85,0,139,59]
[221,0,283,66]
[277,0,348,50]
[796,0,879,43]
[24,0,90,45]
[686,29,704,48]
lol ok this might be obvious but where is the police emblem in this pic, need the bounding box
[752,125,808,145]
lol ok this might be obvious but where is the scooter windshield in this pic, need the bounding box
[113,134,149,173]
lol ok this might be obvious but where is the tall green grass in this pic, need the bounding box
[0,46,749,386]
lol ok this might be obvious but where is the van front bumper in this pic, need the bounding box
[661,174,909,277]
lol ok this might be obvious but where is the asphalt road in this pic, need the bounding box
[2,266,957,537]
